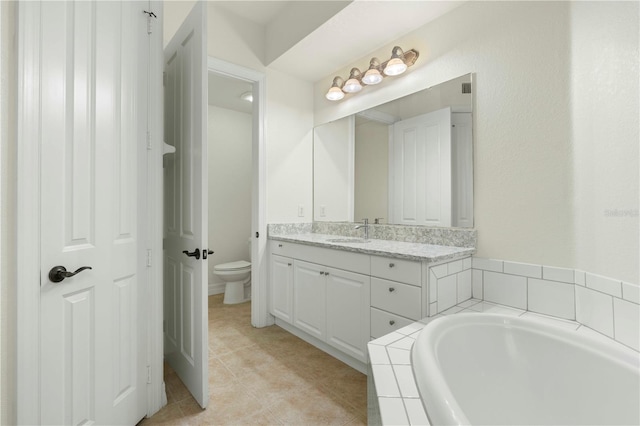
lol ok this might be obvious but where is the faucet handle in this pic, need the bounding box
[374,218,384,224]
[361,218,369,225]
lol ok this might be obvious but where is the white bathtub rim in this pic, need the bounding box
[411,313,640,426]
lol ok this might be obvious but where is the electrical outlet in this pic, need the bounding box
[298,205,304,217]
[320,205,326,217]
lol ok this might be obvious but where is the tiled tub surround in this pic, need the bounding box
[368,300,640,426]
[369,260,639,425]
[268,222,477,249]
[470,258,640,351]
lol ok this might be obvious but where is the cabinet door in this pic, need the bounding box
[326,268,371,363]
[293,260,326,340]
[270,255,294,323]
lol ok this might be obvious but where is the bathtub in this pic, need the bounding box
[411,313,640,425]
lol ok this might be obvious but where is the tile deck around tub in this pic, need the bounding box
[367,299,636,426]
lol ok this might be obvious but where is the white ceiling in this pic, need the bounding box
[208,72,254,114]
[268,0,465,81]
[205,0,465,112]
[213,1,291,26]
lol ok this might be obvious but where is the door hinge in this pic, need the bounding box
[143,10,157,35]
[146,131,152,150]
[147,365,152,384]
[146,249,152,267]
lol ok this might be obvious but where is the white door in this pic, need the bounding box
[270,255,294,323]
[293,260,326,340]
[36,2,149,424]
[163,1,209,408]
[391,107,452,226]
[325,268,370,362]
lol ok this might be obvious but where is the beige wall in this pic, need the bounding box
[354,120,389,221]
[570,2,639,285]
[314,1,639,284]
[207,106,252,286]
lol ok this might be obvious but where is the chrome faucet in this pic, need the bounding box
[355,218,370,240]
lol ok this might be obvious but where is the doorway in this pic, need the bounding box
[206,71,253,304]
[205,57,269,330]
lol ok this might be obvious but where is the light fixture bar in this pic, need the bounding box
[325,46,419,101]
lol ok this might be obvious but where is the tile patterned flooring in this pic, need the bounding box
[141,294,367,425]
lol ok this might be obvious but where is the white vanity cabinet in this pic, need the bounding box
[325,267,370,362]
[268,237,473,370]
[269,241,371,366]
[291,260,370,362]
[292,260,326,340]
[369,256,423,339]
[270,254,294,323]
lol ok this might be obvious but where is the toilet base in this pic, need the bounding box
[223,278,250,304]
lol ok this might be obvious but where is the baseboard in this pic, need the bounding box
[208,282,225,296]
[274,318,367,375]
[208,281,252,296]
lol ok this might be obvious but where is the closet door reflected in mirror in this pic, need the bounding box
[313,73,474,228]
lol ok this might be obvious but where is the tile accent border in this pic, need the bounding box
[266,223,312,236]
[267,222,477,248]
[471,258,640,351]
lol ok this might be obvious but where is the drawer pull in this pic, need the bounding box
[287,263,292,266]
[278,244,283,247]
[320,271,324,276]
[388,287,395,292]
[389,320,396,326]
[325,272,330,276]
[389,263,395,268]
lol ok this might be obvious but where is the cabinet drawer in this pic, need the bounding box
[370,256,421,286]
[370,277,421,320]
[269,239,370,275]
[270,240,297,257]
[370,307,415,339]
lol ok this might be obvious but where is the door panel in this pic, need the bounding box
[36,1,148,424]
[293,261,326,339]
[392,107,452,227]
[326,269,370,362]
[163,1,209,408]
[270,255,294,322]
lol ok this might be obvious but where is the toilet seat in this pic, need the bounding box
[214,260,251,272]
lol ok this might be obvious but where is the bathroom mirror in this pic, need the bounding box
[313,73,474,228]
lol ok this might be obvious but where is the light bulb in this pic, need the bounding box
[343,78,362,93]
[383,57,407,76]
[362,68,383,85]
[326,86,345,101]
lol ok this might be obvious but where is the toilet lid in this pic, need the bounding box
[214,260,251,271]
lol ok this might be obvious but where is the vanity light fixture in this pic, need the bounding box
[325,76,345,101]
[325,46,419,101]
[343,68,363,93]
[362,58,383,85]
[383,46,408,76]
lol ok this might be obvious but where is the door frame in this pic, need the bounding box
[205,57,270,328]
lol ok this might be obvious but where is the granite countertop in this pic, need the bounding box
[268,233,475,262]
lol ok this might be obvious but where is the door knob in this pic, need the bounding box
[48,265,92,283]
[182,249,201,260]
[203,249,214,260]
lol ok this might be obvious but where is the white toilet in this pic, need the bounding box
[213,260,251,304]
